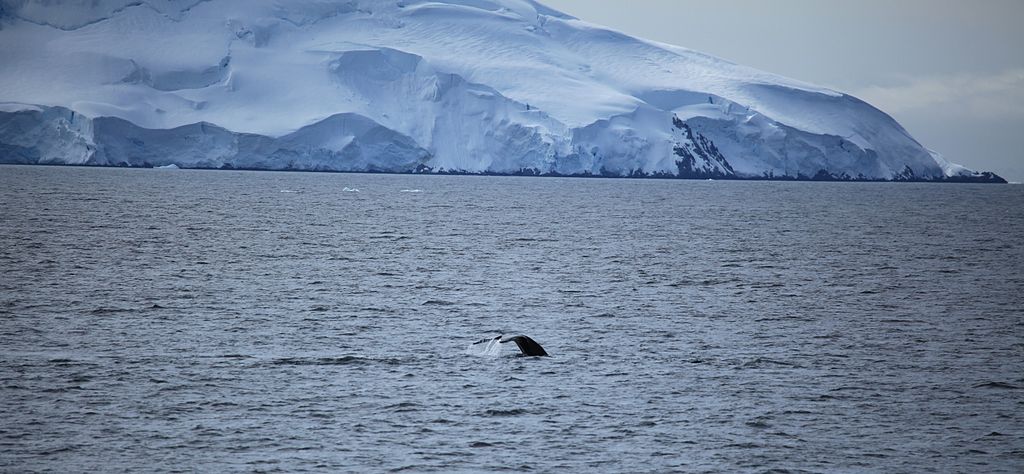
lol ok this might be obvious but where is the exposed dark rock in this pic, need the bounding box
[671,118,735,179]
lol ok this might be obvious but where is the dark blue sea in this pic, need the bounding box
[1,165,1022,472]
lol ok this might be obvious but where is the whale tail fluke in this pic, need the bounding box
[499,335,549,357]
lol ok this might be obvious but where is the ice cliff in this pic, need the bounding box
[0,0,1004,181]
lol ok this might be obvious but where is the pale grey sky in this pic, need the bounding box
[543,0,1024,182]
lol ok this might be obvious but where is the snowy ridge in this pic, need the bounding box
[0,106,430,171]
[0,0,1004,181]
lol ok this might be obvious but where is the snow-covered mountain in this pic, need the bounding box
[0,0,1004,181]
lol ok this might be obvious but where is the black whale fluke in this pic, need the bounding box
[499,335,549,357]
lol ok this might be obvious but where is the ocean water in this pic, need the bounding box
[1,165,1022,473]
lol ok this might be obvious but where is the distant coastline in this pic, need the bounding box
[1,162,1006,184]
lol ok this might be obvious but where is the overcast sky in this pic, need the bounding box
[543,0,1024,182]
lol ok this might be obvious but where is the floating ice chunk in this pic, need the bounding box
[400,189,423,193]
[155,163,179,169]
[342,187,360,192]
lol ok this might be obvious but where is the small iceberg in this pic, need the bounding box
[280,189,299,193]
[343,187,360,192]
[155,164,180,169]
[400,189,423,193]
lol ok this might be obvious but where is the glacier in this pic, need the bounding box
[0,0,1005,181]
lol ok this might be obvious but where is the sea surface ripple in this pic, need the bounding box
[1,166,1022,472]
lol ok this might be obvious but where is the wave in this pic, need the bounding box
[268,355,406,367]
[481,408,528,417]
[973,381,1019,390]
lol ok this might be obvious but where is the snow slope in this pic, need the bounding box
[0,0,1000,180]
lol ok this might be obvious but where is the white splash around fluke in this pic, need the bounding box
[466,336,505,358]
